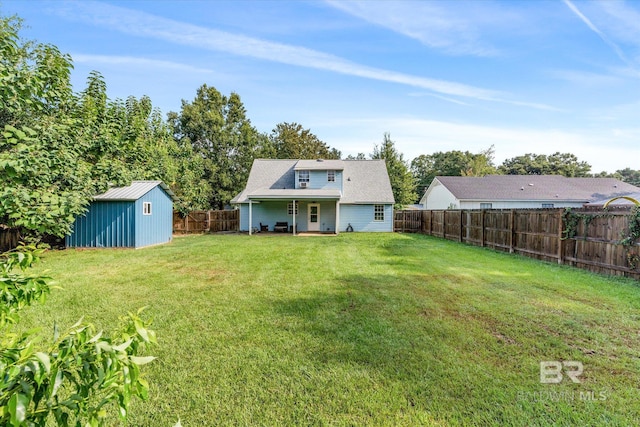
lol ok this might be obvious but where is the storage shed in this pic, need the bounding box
[66,180,176,248]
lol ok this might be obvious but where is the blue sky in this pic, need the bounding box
[3,0,640,173]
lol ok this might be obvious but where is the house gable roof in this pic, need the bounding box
[94,180,177,202]
[422,175,640,204]
[231,159,394,204]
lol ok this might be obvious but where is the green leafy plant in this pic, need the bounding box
[0,246,156,426]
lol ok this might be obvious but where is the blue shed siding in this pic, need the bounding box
[66,183,173,248]
[66,201,135,247]
[134,186,174,247]
[339,204,393,232]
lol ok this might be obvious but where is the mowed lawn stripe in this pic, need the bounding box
[21,233,640,426]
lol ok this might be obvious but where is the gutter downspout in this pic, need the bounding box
[292,200,296,236]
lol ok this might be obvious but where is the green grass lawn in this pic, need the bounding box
[21,233,640,425]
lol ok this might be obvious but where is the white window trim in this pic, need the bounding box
[298,170,310,183]
[374,204,384,222]
[143,202,152,215]
[287,202,299,215]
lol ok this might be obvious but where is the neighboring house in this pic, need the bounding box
[66,180,176,248]
[231,159,395,233]
[420,175,640,210]
[586,192,640,207]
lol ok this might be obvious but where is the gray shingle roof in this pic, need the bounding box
[231,159,394,204]
[294,159,345,170]
[432,175,640,202]
[94,180,176,201]
[587,192,640,206]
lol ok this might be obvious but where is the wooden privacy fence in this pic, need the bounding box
[394,208,640,280]
[0,228,20,252]
[173,210,239,234]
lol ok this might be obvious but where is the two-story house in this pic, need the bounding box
[231,159,395,234]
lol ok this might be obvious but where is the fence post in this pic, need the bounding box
[481,210,485,247]
[509,210,515,253]
[459,210,464,242]
[557,209,564,264]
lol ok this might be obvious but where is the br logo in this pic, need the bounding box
[540,361,583,384]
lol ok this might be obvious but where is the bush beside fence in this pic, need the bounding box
[394,207,640,280]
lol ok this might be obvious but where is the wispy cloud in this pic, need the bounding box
[52,1,555,110]
[331,117,639,172]
[72,54,213,73]
[325,0,501,57]
[563,0,633,67]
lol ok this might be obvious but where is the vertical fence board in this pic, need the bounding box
[394,207,639,280]
[173,210,239,234]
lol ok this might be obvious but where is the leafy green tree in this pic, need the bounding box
[499,152,591,177]
[0,16,95,239]
[0,246,156,426]
[615,168,640,187]
[169,85,271,209]
[269,122,340,160]
[371,133,416,207]
[345,153,367,160]
[410,147,496,196]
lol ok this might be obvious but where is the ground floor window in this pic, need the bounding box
[143,202,152,215]
[480,203,492,209]
[542,203,554,208]
[374,204,384,221]
[288,202,299,215]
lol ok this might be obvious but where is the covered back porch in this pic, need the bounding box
[243,191,341,235]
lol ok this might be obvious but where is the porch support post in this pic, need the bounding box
[335,200,340,235]
[292,200,296,236]
[249,199,253,235]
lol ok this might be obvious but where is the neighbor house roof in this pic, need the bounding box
[231,159,394,204]
[586,192,640,206]
[94,180,177,202]
[422,175,640,204]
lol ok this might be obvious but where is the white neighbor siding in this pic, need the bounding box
[423,181,459,209]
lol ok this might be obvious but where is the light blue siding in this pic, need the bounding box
[339,204,393,232]
[134,186,174,247]
[66,184,173,248]
[294,170,343,190]
[240,201,337,232]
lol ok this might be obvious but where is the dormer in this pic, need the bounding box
[294,159,345,190]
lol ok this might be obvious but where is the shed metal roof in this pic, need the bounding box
[94,180,177,201]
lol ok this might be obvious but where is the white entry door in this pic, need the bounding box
[308,204,320,232]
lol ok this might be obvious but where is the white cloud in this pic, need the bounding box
[326,0,497,56]
[327,117,639,173]
[53,1,557,109]
[72,54,213,73]
[563,0,633,67]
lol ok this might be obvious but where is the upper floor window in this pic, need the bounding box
[374,204,384,221]
[298,170,310,183]
[143,202,152,215]
[327,170,335,182]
